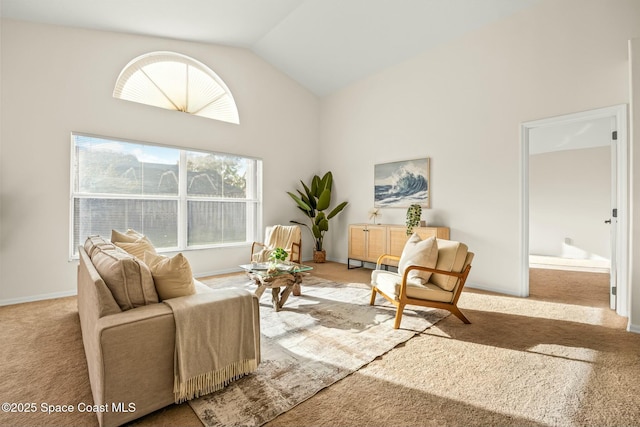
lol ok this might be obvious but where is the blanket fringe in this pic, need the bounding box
[174,358,258,403]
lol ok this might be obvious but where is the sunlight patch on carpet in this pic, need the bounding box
[354,336,597,427]
[189,276,448,427]
[459,292,606,326]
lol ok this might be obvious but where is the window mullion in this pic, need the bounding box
[178,150,188,249]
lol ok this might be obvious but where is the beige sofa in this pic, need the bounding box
[77,238,261,427]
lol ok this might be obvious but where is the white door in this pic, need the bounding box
[609,127,618,310]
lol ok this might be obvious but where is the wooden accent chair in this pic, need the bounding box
[370,236,474,329]
[251,225,302,264]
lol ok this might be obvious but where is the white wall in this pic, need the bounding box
[529,147,611,260]
[0,20,320,304]
[320,0,640,296]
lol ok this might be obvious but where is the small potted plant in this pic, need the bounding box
[267,247,288,274]
[405,204,422,236]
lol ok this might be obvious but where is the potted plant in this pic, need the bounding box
[267,247,288,274]
[406,204,422,236]
[287,171,348,263]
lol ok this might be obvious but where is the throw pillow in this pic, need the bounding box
[114,236,157,259]
[398,233,438,285]
[111,229,157,259]
[144,251,196,301]
[91,245,159,311]
[111,228,145,244]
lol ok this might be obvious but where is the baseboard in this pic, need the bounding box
[464,282,524,297]
[0,289,77,307]
[194,266,246,279]
[627,322,640,334]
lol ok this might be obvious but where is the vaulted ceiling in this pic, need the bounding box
[1,0,540,96]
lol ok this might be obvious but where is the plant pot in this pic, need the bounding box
[313,249,326,263]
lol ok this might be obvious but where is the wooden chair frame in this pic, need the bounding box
[370,254,472,329]
[250,240,302,264]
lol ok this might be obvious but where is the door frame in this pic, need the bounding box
[520,104,629,317]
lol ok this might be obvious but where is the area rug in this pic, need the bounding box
[189,275,448,427]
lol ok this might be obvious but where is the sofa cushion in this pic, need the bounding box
[431,240,469,291]
[91,246,159,311]
[84,235,116,258]
[398,234,438,285]
[144,252,196,301]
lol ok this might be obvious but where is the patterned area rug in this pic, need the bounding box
[190,275,448,427]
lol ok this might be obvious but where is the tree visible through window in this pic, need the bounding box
[71,134,261,256]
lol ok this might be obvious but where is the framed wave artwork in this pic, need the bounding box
[374,158,430,208]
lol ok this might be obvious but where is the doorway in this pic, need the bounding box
[521,105,628,317]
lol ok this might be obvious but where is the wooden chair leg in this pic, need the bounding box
[393,304,405,329]
[369,288,377,306]
[450,306,471,324]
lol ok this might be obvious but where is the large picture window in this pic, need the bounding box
[70,133,261,257]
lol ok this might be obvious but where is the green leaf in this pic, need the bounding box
[302,183,317,209]
[312,224,322,238]
[327,201,348,219]
[320,171,333,192]
[311,175,320,196]
[316,189,331,211]
[318,218,329,232]
[314,211,326,225]
[287,192,311,212]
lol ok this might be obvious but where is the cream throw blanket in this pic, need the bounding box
[253,225,301,262]
[164,289,258,403]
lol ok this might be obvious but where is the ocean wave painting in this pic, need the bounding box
[374,158,430,208]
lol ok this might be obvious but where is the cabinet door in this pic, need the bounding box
[414,227,450,240]
[388,226,410,257]
[348,225,368,260]
[366,225,387,262]
[388,226,451,257]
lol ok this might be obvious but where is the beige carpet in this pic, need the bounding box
[1,264,639,427]
[188,276,446,427]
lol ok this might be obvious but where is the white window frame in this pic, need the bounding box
[69,132,262,259]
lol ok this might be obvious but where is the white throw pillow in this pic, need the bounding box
[398,234,438,285]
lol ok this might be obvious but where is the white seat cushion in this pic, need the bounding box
[371,270,453,303]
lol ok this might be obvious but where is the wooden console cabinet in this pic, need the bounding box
[348,224,449,268]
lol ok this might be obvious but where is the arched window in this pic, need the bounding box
[113,51,239,124]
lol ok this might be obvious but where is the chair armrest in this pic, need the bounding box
[403,264,467,280]
[376,254,400,269]
[290,241,302,264]
[250,241,266,260]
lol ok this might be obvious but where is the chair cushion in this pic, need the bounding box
[398,234,438,285]
[90,245,159,311]
[372,270,453,303]
[431,240,469,291]
[144,252,196,301]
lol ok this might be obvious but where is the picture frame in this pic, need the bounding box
[374,158,430,208]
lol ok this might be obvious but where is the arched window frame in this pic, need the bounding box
[113,51,239,124]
